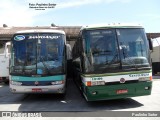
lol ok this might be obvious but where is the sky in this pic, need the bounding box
[0,0,160,33]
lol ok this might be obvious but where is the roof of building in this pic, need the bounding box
[0,26,81,40]
[15,29,65,34]
[0,26,160,39]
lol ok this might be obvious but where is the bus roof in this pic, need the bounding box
[15,29,65,34]
[81,23,143,30]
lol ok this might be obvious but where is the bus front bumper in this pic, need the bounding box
[10,84,66,94]
[84,81,152,101]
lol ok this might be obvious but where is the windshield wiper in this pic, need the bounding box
[106,53,118,65]
[40,56,52,75]
[92,50,112,55]
[99,53,120,73]
[121,47,138,69]
[22,59,27,74]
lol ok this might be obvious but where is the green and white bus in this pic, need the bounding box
[10,29,67,94]
[72,24,152,101]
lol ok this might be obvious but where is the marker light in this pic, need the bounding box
[150,76,152,81]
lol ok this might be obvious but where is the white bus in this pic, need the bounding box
[10,29,68,95]
[0,42,11,84]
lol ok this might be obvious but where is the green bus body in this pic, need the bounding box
[84,81,152,101]
[81,71,152,101]
[72,24,152,101]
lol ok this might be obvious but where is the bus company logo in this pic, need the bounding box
[28,35,59,39]
[120,78,125,83]
[14,35,25,41]
[35,81,39,85]
[129,73,149,77]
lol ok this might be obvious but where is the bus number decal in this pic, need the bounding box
[91,77,103,81]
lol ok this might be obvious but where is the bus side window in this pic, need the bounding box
[66,44,72,60]
[72,32,84,72]
[72,34,81,59]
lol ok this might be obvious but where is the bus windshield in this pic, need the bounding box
[84,28,150,73]
[11,33,65,76]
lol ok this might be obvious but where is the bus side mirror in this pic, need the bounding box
[5,42,11,58]
[148,38,153,50]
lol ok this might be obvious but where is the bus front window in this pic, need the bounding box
[36,36,65,75]
[11,33,65,76]
[84,29,120,73]
[117,28,150,69]
[84,28,150,74]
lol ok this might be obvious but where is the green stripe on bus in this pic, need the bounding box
[81,70,151,77]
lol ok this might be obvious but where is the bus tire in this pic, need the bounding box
[4,81,9,84]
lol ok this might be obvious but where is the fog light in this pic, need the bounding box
[145,87,149,90]
[58,88,64,93]
[92,91,97,95]
[11,88,16,92]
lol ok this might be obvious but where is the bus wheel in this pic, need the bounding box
[4,81,9,84]
[2,77,9,84]
[59,84,67,98]
[59,91,66,99]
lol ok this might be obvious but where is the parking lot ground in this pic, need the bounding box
[0,77,159,112]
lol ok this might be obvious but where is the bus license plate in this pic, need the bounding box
[32,88,42,92]
[116,89,128,94]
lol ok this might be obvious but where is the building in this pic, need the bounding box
[0,26,81,50]
[0,25,160,47]
[1,25,160,75]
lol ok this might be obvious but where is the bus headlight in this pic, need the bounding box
[86,81,105,86]
[139,77,151,81]
[11,81,22,86]
[51,80,64,85]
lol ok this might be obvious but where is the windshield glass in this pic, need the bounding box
[84,28,150,73]
[11,33,65,76]
[117,28,150,69]
[84,29,120,73]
